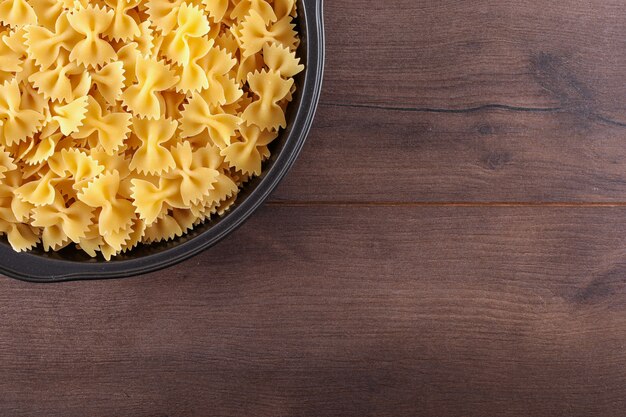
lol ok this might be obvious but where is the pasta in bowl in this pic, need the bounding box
[0,0,324,281]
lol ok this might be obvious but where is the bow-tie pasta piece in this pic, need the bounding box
[242,69,293,131]
[162,141,220,206]
[48,96,89,135]
[190,173,239,222]
[131,176,179,225]
[121,56,179,119]
[118,217,146,254]
[14,167,60,206]
[73,96,132,155]
[162,3,210,65]
[1,169,34,221]
[238,9,296,58]
[25,13,80,69]
[187,144,238,217]
[67,5,116,68]
[175,36,213,93]
[48,148,104,192]
[128,117,178,175]
[263,42,304,78]
[180,90,242,148]
[32,194,94,244]
[0,221,39,252]
[78,171,135,241]
[90,61,125,105]
[197,45,241,105]
[29,54,91,102]
[103,0,142,41]
[20,132,64,166]
[170,208,197,236]
[98,219,137,256]
[0,79,45,147]
[76,223,103,257]
[222,124,277,176]
[142,211,184,244]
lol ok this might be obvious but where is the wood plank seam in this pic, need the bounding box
[267,201,626,207]
[320,102,626,128]
[323,101,562,114]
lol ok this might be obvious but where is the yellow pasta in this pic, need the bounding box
[222,124,277,176]
[145,0,182,35]
[67,5,117,68]
[103,0,142,41]
[0,31,22,83]
[238,9,296,57]
[201,0,228,22]
[73,96,132,154]
[242,69,293,130]
[78,170,136,244]
[120,56,179,119]
[128,117,178,175]
[0,0,36,28]
[48,148,104,192]
[0,79,45,146]
[161,3,209,65]
[174,36,212,93]
[180,91,242,144]
[48,96,89,135]
[0,0,303,260]
[28,0,62,29]
[90,61,125,105]
[25,14,79,69]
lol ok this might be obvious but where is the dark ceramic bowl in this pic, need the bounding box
[0,0,325,282]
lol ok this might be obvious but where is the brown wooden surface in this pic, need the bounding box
[2,1,626,416]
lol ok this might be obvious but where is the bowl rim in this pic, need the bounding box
[0,0,325,282]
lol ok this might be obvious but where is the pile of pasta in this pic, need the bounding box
[0,0,303,259]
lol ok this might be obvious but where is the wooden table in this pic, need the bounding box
[2,1,626,415]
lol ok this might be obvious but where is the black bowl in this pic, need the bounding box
[0,0,325,282]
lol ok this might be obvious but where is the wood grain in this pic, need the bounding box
[272,104,626,203]
[3,0,626,415]
[3,205,626,416]
[268,0,626,203]
[323,0,626,115]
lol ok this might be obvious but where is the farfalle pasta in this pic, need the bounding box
[0,0,302,260]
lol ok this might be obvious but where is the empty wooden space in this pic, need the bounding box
[2,1,626,416]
